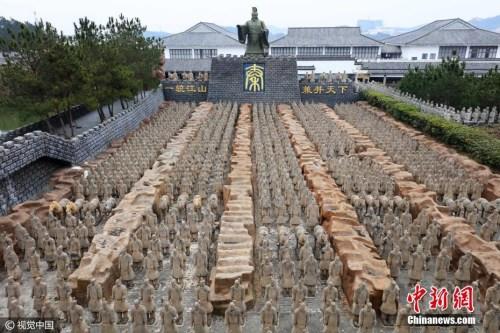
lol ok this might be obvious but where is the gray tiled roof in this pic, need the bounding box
[383,19,500,46]
[271,27,382,47]
[162,22,241,48]
[164,58,212,72]
[360,60,500,75]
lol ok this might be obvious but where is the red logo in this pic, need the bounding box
[429,286,449,311]
[407,283,427,313]
[453,286,474,312]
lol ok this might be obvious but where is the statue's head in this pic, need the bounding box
[251,7,258,20]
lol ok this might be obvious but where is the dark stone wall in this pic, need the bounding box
[162,81,208,102]
[0,158,67,215]
[0,90,163,215]
[299,82,359,105]
[208,55,300,103]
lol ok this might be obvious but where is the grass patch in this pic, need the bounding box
[0,105,45,131]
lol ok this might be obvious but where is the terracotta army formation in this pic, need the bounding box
[3,90,500,333]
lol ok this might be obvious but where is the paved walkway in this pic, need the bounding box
[54,91,152,137]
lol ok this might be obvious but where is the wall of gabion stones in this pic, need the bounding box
[0,89,163,215]
[0,158,67,215]
[208,55,301,103]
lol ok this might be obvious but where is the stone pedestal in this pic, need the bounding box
[208,55,300,103]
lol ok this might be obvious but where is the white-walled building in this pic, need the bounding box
[381,18,500,60]
[162,22,245,73]
[270,27,382,75]
[162,19,500,80]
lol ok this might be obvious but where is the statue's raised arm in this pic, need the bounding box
[237,7,269,57]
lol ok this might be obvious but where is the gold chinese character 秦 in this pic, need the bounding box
[244,64,265,92]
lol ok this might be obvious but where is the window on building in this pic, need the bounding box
[422,53,428,60]
[352,47,379,59]
[271,47,296,56]
[411,56,418,60]
[469,46,498,59]
[193,49,218,59]
[430,53,436,59]
[324,47,351,57]
[297,47,324,56]
[169,49,192,59]
[438,46,467,59]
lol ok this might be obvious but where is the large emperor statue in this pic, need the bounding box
[237,7,269,57]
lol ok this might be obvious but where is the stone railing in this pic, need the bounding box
[0,89,163,215]
[357,82,499,125]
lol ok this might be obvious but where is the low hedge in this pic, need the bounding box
[361,89,500,171]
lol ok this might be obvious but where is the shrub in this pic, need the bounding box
[362,89,500,171]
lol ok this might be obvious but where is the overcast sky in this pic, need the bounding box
[1,0,500,33]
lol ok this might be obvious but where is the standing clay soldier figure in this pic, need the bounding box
[387,244,402,279]
[380,280,400,326]
[130,300,149,333]
[160,299,178,333]
[32,277,47,316]
[292,279,308,310]
[261,256,274,293]
[231,279,247,313]
[70,297,89,333]
[44,236,57,270]
[171,248,186,285]
[100,301,118,333]
[191,301,209,333]
[321,280,339,313]
[8,298,23,320]
[167,280,184,325]
[68,233,81,268]
[55,277,72,322]
[454,252,473,287]
[293,302,309,333]
[303,254,319,296]
[56,246,70,279]
[145,250,160,289]
[261,300,278,333]
[196,281,213,326]
[87,278,103,323]
[323,301,340,333]
[5,276,21,310]
[434,248,451,285]
[399,231,411,268]
[141,281,156,325]
[328,256,343,291]
[358,301,376,333]
[408,245,426,286]
[29,250,42,278]
[482,307,499,333]
[194,247,208,283]
[320,243,334,279]
[352,282,369,327]
[483,281,500,314]
[118,250,135,288]
[280,254,295,296]
[394,304,411,333]
[131,234,144,271]
[158,223,170,256]
[112,278,129,324]
[225,301,244,333]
